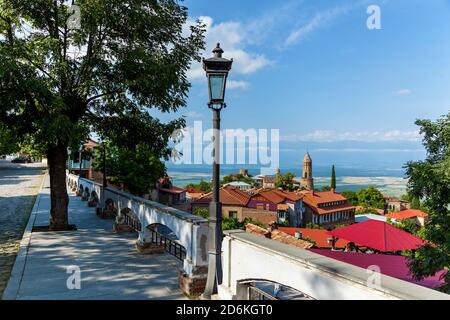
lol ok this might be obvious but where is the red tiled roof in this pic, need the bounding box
[277,204,289,211]
[252,189,303,204]
[310,249,446,289]
[301,190,355,215]
[385,209,428,220]
[302,190,348,206]
[192,185,250,206]
[246,224,314,249]
[279,227,349,249]
[186,187,203,194]
[272,189,303,202]
[327,220,426,252]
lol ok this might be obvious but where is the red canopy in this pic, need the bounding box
[327,220,425,252]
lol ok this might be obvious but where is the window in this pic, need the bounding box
[229,211,238,219]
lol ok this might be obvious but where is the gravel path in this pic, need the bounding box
[0,160,46,296]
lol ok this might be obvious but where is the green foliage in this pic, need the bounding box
[185,180,212,193]
[0,123,18,154]
[321,185,332,191]
[302,236,316,245]
[222,217,265,231]
[0,0,205,226]
[275,172,296,191]
[355,206,381,215]
[341,190,358,205]
[400,191,427,211]
[331,164,336,190]
[305,223,323,230]
[356,186,385,209]
[93,141,165,197]
[392,219,421,236]
[404,113,450,293]
[192,207,209,219]
[18,135,46,159]
[221,174,253,186]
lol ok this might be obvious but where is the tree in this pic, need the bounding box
[221,174,253,186]
[331,164,336,190]
[93,141,165,197]
[404,113,450,292]
[356,187,385,209]
[275,172,296,191]
[192,207,209,219]
[400,191,426,211]
[18,135,46,160]
[185,180,212,193]
[341,190,358,205]
[0,123,18,154]
[0,1,205,230]
[321,185,331,192]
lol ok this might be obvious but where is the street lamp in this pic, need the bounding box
[202,43,233,299]
[79,144,83,177]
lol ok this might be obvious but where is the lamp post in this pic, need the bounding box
[202,43,233,299]
[78,144,83,177]
[102,140,107,189]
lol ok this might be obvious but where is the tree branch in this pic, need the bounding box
[86,89,123,104]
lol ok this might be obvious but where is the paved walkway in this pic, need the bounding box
[0,160,46,296]
[3,175,186,300]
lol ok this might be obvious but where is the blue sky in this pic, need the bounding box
[163,0,450,168]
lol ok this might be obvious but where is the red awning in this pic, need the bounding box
[327,220,425,252]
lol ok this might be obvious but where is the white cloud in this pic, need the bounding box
[281,130,422,142]
[186,16,272,88]
[227,80,249,90]
[284,5,352,47]
[393,89,412,96]
[183,111,204,119]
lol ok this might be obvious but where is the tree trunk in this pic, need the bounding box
[47,144,70,231]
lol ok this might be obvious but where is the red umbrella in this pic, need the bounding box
[327,220,425,252]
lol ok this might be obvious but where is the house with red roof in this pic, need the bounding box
[247,189,305,226]
[299,190,356,229]
[385,209,429,227]
[191,185,253,220]
[154,176,186,206]
[185,187,206,202]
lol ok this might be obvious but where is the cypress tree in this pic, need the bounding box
[331,165,336,190]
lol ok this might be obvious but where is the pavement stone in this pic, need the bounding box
[3,172,186,300]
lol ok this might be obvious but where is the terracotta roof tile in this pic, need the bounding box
[279,227,349,249]
[385,209,428,220]
[252,189,303,204]
[301,190,355,215]
[245,223,314,249]
[192,185,250,206]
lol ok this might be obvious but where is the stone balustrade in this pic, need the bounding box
[66,172,209,295]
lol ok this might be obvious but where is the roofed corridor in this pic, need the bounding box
[3,175,186,300]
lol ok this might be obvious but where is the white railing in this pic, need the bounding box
[66,173,209,276]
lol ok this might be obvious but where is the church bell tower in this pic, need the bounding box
[300,152,314,190]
